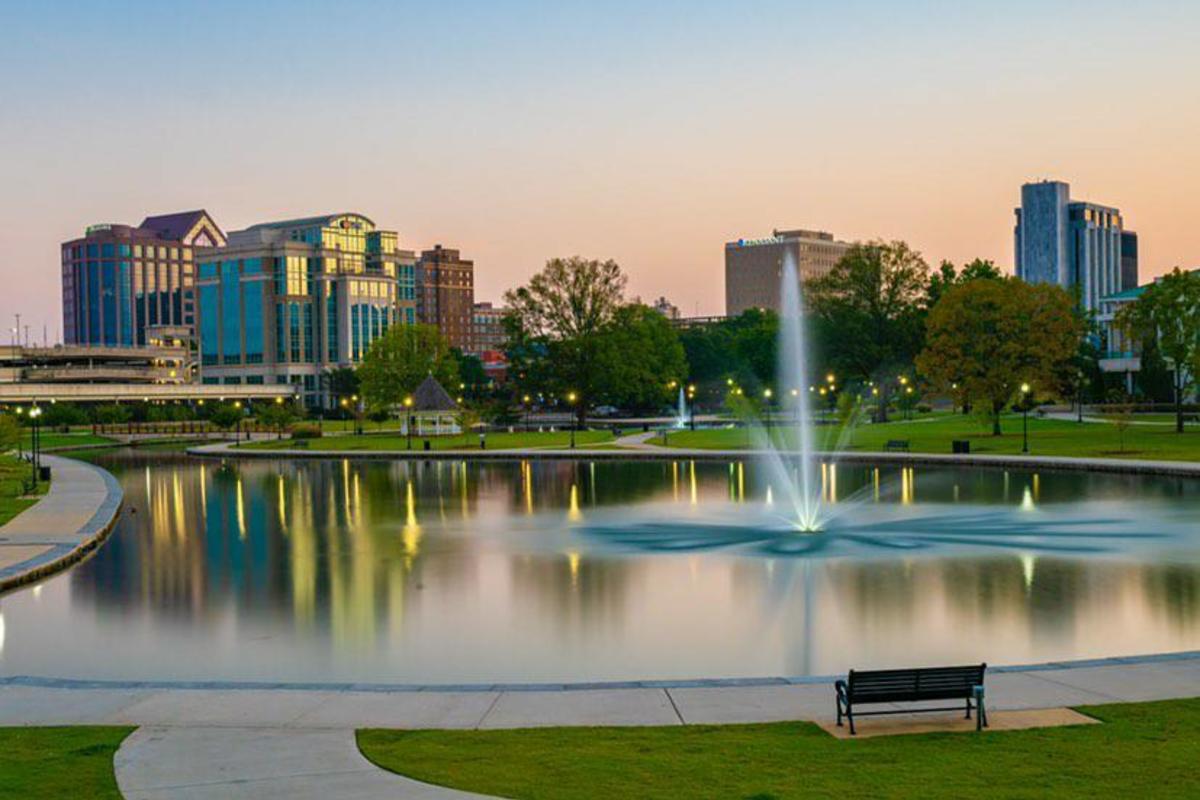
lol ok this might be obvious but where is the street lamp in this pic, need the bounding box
[404,396,414,450]
[522,394,532,432]
[1020,382,1032,453]
[687,384,697,431]
[567,391,578,448]
[763,388,773,434]
[28,405,42,488]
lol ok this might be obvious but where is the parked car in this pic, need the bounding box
[593,405,620,417]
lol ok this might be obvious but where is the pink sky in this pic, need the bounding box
[1,1,1197,341]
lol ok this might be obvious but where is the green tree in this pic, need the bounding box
[592,304,688,412]
[324,367,360,408]
[0,415,20,452]
[456,351,489,395]
[807,241,930,420]
[358,324,459,413]
[94,404,131,425]
[678,309,778,396]
[209,404,243,432]
[1116,268,1200,433]
[504,256,627,424]
[925,258,1003,309]
[257,401,297,436]
[917,278,1083,435]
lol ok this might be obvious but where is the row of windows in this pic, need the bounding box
[67,243,192,261]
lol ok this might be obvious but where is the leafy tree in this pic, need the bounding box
[42,402,88,428]
[324,367,360,406]
[209,404,243,432]
[257,401,297,436]
[504,256,627,424]
[1116,268,1200,433]
[456,351,489,395]
[807,241,930,420]
[678,309,778,397]
[0,414,20,451]
[358,324,458,413]
[94,404,131,425]
[592,304,688,412]
[917,278,1083,435]
[1104,392,1136,453]
[925,258,1003,309]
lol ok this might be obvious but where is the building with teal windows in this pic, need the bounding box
[196,213,417,406]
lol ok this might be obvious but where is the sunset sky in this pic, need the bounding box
[2,0,1198,340]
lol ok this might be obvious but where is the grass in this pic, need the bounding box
[22,431,115,451]
[0,727,132,799]
[240,429,616,451]
[0,453,48,526]
[359,698,1200,799]
[661,414,1200,461]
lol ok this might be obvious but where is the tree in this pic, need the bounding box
[807,241,930,420]
[209,404,243,432]
[257,401,297,438]
[679,309,778,395]
[358,324,459,414]
[592,304,688,412]
[0,415,19,452]
[504,256,627,424]
[456,351,489,396]
[324,367,360,407]
[925,258,1003,309]
[1117,268,1200,433]
[917,278,1083,435]
[1104,392,1136,453]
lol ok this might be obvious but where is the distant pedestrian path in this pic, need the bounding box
[0,454,122,593]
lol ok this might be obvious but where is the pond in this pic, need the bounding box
[1,451,1198,684]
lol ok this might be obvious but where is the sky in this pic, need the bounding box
[1,0,1198,341]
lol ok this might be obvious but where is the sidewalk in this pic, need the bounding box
[0,454,123,594]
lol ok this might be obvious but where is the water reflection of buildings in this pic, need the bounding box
[64,454,1200,679]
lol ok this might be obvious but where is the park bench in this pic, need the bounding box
[835,664,987,735]
[884,439,910,452]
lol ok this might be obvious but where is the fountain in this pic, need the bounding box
[674,385,688,429]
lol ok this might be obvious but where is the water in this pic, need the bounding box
[675,386,688,428]
[1,451,1199,685]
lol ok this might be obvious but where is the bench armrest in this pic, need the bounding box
[835,679,848,699]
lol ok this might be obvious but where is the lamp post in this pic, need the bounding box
[688,384,696,431]
[522,394,531,432]
[28,405,42,488]
[763,388,773,436]
[1020,382,1031,454]
[404,396,414,450]
[352,394,361,436]
[567,391,577,448]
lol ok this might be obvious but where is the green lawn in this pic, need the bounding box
[0,727,132,799]
[23,431,115,451]
[0,453,47,526]
[661,414,1200,461]
[359,698,1200,799]
[241,429,616,452]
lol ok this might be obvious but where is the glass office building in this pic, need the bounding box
[61,211,226,346]
[196,213,416,406]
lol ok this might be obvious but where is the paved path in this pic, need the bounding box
[115,727,488,799]
[0,454,123,593]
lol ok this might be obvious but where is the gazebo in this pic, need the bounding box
[405,374,460,436]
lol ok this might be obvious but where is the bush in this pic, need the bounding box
[290,423,323,440]
[916,403,933,413]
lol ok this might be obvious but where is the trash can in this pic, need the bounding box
[423,440,431,451]
[952,440,970,454]
[38,465,51,481]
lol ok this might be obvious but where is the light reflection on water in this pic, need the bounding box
[0,451,1198,684]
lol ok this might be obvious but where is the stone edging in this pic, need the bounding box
[0,458,124,595]
[4,649,1197,694]
[186,441,1200,478]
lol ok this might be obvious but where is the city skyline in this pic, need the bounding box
[3,0,1200,340]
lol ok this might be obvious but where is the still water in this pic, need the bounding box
[1,451,1199,684]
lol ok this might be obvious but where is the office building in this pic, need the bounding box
[469,301,506,355]
[61,210,226,347]
[1014,181,1139,311]
[725,228,851,315]
[416,245,474,350]
[196,213,416,406]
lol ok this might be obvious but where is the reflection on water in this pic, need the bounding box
[0,451,1198,684]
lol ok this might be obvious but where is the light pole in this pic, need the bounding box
[1020,382,1031,454]
[404,396,414,450]
[763,388,773,436]
[567,391,577,448]
[522,394,531,432]
[29,405,42,488]
[688,384,696,431]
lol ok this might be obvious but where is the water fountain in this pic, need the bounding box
[674,385,688,429]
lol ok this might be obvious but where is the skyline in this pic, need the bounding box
[3,0,1200,340]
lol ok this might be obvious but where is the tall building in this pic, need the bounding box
[415,245,474,350]
[469,301,506,355]
[196,213,416,406]
[61,210,225,347]
[1014,180,1138,311]
[724,228,851,315]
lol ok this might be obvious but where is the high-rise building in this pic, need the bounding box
[195,213,416,406]
[61,210,225,347]
[415,245,474,350]
[469,301,506,355]
[1014,181,1138,311]
[724,228,851,315]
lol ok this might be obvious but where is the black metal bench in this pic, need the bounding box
[835,664,987,735]
[884,439,910,452]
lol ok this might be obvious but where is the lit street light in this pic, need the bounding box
[404,396,414,450]
[1020,382,1032,453]
[567,391,578,448]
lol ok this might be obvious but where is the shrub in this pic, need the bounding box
[290,423,323,440]
[916,403,933,413]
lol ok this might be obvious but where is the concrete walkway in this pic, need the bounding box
[0,454,123,594]
[116,727,489,799]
